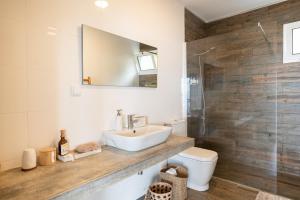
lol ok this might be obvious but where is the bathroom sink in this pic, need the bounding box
[103,125,172,151]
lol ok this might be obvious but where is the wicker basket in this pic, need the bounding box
[144,182,173,200]
[160,164,188,200]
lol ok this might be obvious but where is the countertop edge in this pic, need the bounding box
[52,138,194,200]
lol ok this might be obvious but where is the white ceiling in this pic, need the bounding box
[179,0,288,23]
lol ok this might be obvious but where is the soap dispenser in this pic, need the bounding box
[116,109,123,131]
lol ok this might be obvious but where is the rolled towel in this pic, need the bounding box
[75,142,100,153]
[166,167,177,176]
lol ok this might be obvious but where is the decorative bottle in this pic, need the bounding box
[116,109,123,131]
[58,129,70,156]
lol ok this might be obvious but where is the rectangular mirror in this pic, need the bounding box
[82,25,158,88]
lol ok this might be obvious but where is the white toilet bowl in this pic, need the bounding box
[168,147,218,191]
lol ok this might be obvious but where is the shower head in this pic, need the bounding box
[194,47,216,56]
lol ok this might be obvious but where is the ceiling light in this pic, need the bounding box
[95,0,109,8]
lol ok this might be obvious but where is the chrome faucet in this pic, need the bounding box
[128,114,138,130]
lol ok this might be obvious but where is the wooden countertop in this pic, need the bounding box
[0,135,194,200]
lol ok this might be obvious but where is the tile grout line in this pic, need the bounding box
[25,0,30,150]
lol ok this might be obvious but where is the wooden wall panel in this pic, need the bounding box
[186,0,300,178]
[185,9,206,42]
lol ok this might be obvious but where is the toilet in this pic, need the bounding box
[165,120,218,191]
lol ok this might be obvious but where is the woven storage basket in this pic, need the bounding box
[144,182,173,200]
[160,164,188,200]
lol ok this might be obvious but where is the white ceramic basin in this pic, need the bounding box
[103,125,172,151]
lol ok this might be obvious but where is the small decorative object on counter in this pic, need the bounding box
[145,182,173,200]
[144,182,173,200]
[74,142,101,160]
[39,147,56,166]
[122,112,128,129]
[75,142,100,153]
[58,129,70,156]
[116,109,123,131]
[160,164,188,200]
[21,148,37,171]
[57,153,74,162]
[57,142,102,161]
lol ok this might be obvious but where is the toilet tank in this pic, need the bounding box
[164,120,187,137]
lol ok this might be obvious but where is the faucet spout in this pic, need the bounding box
[128,114,136,130]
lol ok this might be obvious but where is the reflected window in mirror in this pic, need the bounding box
[138,54,156,71]
[293,28,300,55]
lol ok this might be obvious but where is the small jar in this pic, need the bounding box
[21,148,37,171]
[39,147,56,166]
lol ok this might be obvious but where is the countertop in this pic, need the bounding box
[0,135,194,200]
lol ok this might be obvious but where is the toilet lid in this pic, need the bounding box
[179,147,218,162]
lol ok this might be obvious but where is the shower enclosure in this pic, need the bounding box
[186,23,300,199]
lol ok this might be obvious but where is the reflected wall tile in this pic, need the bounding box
[0,113,27,163]
[0,19,26,70]
[0,0,26,21]
[27,68,58,112]
[26,27,58,71]
[0,68,26,113]
[0,159,21,171]
[27,111,58,149]
[26,0,59,31]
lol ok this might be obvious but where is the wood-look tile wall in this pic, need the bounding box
[139,74,157,88]
[186,0,300,176]
[185,9,206,42]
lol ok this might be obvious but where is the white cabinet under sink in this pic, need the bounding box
[90,161,167,200]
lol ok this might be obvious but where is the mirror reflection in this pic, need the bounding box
[293,28,300,55]
[82,25,158,88]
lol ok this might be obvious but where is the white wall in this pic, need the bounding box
[0,0,185,171]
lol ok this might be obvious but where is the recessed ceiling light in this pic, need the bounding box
[95,0,109,9]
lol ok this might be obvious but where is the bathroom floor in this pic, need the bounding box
[214,161,300,200]
[140,177,291,200]
[188,177,259,200]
